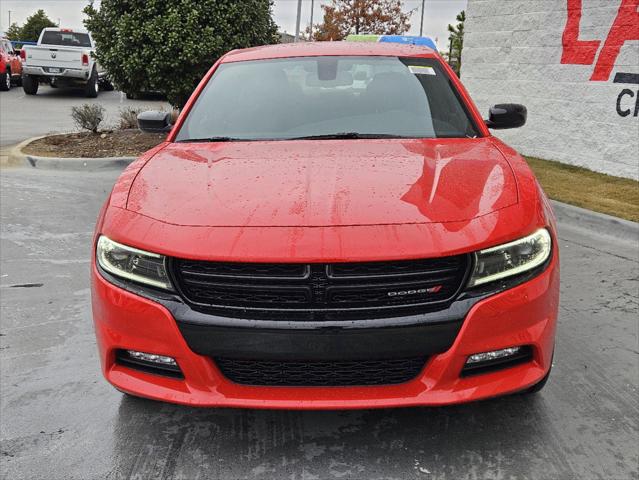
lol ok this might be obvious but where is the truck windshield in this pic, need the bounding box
[41,31,91,48]
[176,56,480,142]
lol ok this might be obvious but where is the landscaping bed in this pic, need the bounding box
[22,130,166,158]
[525,156,639,223]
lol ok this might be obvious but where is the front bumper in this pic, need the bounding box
[91,249,559,409]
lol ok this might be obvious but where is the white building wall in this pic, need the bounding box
[462,0,639,180]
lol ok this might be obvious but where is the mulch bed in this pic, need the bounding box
[23,130,166,158]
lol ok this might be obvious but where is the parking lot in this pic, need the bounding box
[0,86,167,147]
[0,90,638,480]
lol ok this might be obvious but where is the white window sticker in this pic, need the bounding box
[408,65,436,76]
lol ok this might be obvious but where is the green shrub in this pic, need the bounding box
[84,0,279,107]
[71,103,105,133]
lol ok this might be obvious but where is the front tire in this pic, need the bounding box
[0,70,10,91]
[84,69,98,98]
[22,74,38,95]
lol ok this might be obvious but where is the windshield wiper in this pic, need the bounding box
[176,136,243,143]
[288,132,409,140]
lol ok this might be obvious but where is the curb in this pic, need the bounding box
[6,135,136,171]
[551,200,638,242]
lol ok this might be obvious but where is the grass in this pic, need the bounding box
[525,156,639,223]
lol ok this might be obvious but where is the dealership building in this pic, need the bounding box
[462,0,638,180]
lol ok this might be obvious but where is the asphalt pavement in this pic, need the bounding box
[0,86,167,147]
[0,164,637,480]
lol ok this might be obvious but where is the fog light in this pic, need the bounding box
[466,347,522,364]
[127,350,177,366]
[461,345,532,377]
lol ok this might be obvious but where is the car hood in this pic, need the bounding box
[126,138,517,227]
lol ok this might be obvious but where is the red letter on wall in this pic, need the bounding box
[561,0,601,65]
[590,0,639,81]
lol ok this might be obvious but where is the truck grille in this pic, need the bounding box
[170,255,470,320]
[214,357,427,386]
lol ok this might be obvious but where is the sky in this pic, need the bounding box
[0,0,467,50]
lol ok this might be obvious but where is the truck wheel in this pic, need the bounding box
[22,74,38,95]
[99,77,114,91]
[85,69,98,98]
[0,70,10,91]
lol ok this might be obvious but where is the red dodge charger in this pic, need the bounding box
[91,42,559,409]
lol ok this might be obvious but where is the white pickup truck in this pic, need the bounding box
[21,27,112,97]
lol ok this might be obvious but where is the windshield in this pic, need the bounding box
[176,56,479,142]
[41,31,91,48]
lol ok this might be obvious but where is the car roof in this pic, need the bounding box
[222,41,438,63]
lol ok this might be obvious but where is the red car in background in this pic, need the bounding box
[0,37,22,91]
[92,42,559,409]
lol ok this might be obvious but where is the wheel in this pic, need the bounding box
[22,74,38,95]
[99,77,114,91]
[0,70,10,91]
[84,68,98,98]
[125,91,139,100]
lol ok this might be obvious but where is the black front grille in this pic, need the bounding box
[171,255,469,320]
[215,357,427,386]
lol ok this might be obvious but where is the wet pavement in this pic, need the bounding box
[0,87,168,147]
[0,167,637,480]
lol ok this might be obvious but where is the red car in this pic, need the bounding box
[0,37,22,91]
[92,42,559,409]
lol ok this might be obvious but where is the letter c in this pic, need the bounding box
[616,89,634,117]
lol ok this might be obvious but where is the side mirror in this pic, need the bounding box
[137,111,172,133]
[485,103,527,129]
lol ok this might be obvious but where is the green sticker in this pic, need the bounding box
[408,66,436,75]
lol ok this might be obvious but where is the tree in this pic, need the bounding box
[5,23,23,41]
[312,0,414,41]
[84,0,279,107]
[16,10,57,42]
[447,10,465,75]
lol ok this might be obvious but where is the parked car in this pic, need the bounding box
[0,37,22,91]
[20,27,112,97]
[92,42,559,409]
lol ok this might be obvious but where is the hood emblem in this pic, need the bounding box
[387,285,442,297]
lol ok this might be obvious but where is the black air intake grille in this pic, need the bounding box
[214,357,427,386]
[171,255,469,320]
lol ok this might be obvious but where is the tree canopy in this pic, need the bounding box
[312,0,413,41]
[5,10,57,42]
[84,0,279,107]
[447,10,465,75]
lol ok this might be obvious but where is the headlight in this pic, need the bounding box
[96,235,173,290]
[468,228,552,287]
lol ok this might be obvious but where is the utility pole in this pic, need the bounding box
[309,0,315,41]
[8,10,11,28]
[419,0,425,36]
[294,0,302,42]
